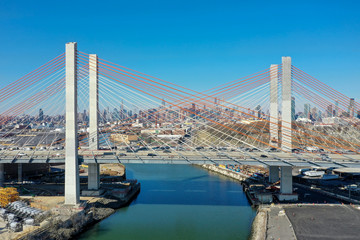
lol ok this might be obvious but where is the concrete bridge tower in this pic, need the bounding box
[281,57,292,152]
[65,42,80,205]
[269,64,279,147]
[88,54,100,191]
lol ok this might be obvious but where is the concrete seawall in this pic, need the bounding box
[250,207,268,240]
[201,164,249,181]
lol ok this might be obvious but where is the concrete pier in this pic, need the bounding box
[268,166,279,183]
[88,54,100,191]
[0,164,4,187]
[269,64,279,146]
[281,57,292,152]
[280,166,292,194]
[18,163,22,183]
[65,42,80,205]
[88,163,100,190]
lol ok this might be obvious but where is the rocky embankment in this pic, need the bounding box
[19,183,140,240]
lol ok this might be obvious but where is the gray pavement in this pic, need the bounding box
[266,206,297,240]
[284,204,360,240]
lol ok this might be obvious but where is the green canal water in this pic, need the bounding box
[77,164,256,240]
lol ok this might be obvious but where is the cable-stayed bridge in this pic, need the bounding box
[1,42,360,204]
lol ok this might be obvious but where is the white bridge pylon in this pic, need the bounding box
[63,43,296,205]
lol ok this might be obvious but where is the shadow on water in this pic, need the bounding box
[125,164,250,206]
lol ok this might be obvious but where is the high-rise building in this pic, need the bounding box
[255,105,261,118]
[349,98,355,117]
[326,105,333,117]
[120,100,124,120]
[311,107,318,121]
[334,99,339,117]
[38,108,44,121]
[291,97,296,121]
[113,108,120,121]
[304,103,310,118]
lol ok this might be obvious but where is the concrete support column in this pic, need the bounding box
[88,54,100,190]
[280,166,293,194]
[281,57,292,151]
[0,164,4,187]
[65,42,80,205]
[18,163,22,183]
[269,64,279,146]
[88,163,100,190]
[268,166,279,183]
[89,54,99,150]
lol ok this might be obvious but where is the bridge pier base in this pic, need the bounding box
[278,166,298,201]
[0,164,4,187]
[88,163,100,190]
[18,163,22,183]
[268,166,279,183]
[280,166,292,194]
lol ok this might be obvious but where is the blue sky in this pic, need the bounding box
[0,0,359,100]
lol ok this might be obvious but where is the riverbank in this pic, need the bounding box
[201,164,251,181]
[0,182,140,240]
[201,164,360,240]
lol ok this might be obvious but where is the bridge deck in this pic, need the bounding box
[1,150,360,168]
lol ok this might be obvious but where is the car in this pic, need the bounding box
[292,148,301,153]
[260,154,268,158]
[138,147,148,151]
[118,153,127,157]
[269,148,278,152]
[148,153,157,157]
[163,149,171,153]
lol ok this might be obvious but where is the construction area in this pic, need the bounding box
[0,163,140,240]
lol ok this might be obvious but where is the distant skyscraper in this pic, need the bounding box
[113,108,120,121]
[311,107,318,121]
[349,98,355,117]
[255,105,261,118]
[291,97,296,121]
[120,100,124,120]
[334,99,339,117]
[304,103,310,118]
[326,105,333,117]
[38,108,44,121]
